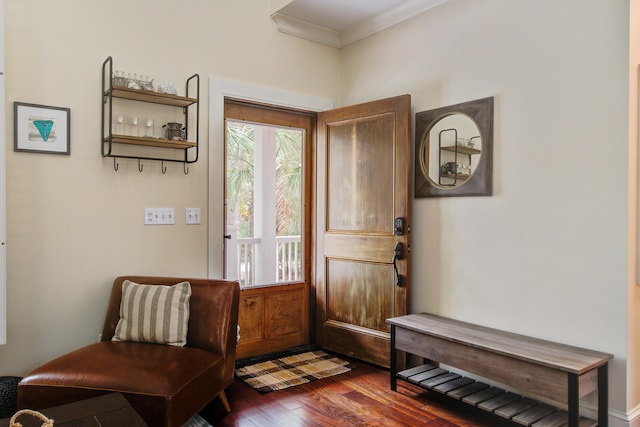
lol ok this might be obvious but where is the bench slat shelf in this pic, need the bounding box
[478,392,521,412]
[388,313,612,427]
[398,363,597,427]
[495,398,538,419]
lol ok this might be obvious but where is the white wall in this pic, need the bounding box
[0,0,340,375]
[341,0,631,422]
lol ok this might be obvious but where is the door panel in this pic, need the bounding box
[316,95,411,368]
[236,283,308,359]
[327,114,394,232]
[326,259,393,331]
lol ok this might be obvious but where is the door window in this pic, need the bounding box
[225,118,305,287]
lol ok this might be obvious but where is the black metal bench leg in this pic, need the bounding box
[390,325,397,391]
[598,364,608,427]
[568,373,579,427]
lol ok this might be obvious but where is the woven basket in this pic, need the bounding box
[9,409,54,427]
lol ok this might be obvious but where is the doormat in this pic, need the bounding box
[235,350,357,393]
[184,414,213,427]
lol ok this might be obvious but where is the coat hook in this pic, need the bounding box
[138,159,144,172]
[183,163,189,175]
[161,161,167,174]
[113,157,119,171]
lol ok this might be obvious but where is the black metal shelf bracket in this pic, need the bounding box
[438,128,458,186]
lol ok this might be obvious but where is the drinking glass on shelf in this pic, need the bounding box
[113,71,126,87]
[143,118,154,137]
[113,114,125,134]
[128,116,139,136]
[126,73,140,89]
[140,75,154,91]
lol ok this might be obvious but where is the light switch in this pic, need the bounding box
[185,208,201,224]
[144,208,156,225]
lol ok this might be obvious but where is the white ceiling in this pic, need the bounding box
[276,0,408,33]
[271,0,448,48]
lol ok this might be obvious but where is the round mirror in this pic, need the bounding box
[421,113,482,189]
[414,97,493,198]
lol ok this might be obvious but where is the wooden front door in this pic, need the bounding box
[224,100,314,359]
[315,95,411,368]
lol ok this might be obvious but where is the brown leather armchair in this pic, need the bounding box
[17,276,240,427]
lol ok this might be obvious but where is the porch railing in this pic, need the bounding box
[228,235,302,287]
[276,236,301,283]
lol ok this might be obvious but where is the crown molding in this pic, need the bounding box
[271,13,341,48]
[272,0,448,48]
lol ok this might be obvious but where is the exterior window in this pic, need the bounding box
[225,119,304,287]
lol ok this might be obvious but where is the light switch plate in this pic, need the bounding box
[144,208,175,225]
[185,207,201,224]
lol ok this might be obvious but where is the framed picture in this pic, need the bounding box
[14,102,70,155]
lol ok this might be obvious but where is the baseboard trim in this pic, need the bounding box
[621,403,640,427]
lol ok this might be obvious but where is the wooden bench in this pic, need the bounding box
[387,313,613,427]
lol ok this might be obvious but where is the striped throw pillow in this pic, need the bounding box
[112,280,191,347]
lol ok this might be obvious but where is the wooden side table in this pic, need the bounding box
[0,393,147,427]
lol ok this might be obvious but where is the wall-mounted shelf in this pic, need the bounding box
[440,145,481,156]
[106,86,197,108]
[104,135,197,150]
[101,56,199,174]
[438,129,481,186]
[441,172,470,181]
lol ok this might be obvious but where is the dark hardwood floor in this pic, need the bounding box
[201,359,512,427]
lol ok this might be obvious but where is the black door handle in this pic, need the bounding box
[394,242,404,260]
[393,243,404,287]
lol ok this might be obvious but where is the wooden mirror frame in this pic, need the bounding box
[414,97,494,198]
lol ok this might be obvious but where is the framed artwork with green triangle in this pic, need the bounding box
[14,102,70,155]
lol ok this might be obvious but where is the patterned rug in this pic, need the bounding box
[184,414,213,427]
[235,350,357,393]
